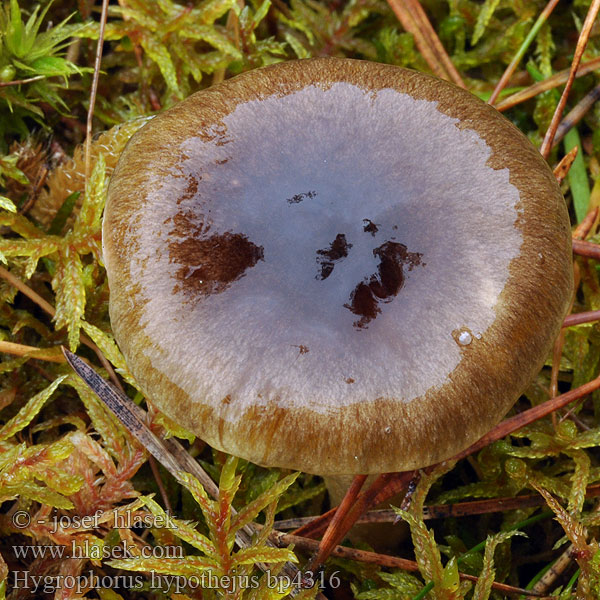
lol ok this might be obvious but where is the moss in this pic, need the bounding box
[1,0,600,598]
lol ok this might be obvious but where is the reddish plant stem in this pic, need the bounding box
[540,0,600,158]
[277,484,600,530]
[305,474,367,571]
[552,83,600,149]
[270,531,550,598]
[0,75,44,87]
[563,310,600,328]
[85,0,109,184]
[299,374,600,543]
[573,206,599,240]
[573,239,600,260]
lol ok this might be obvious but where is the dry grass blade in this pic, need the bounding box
[540,0,600,158]
[488,0,560,106]
[0,340,66,363]
[495,57,600,112]
[268,531,550,598]
[531,547,574,594]
[0,75,45,87]
[386,0,465,87]
[84,0,109,184]
[0,264,56,315]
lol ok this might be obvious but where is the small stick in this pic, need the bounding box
[572,206,598,240]
[0,75,45,87]
[552,83,600,148]
[488,0,560,106]
[268,531,550,598]
[572,239,600,260]
[540,0,600,158]
[495,57,600,112]
[275,485,600,529]
[563,310,600,328]
[147,455,173,514]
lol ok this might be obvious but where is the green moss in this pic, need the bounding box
[1,0,600,598]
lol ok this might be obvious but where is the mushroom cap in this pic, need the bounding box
[103,58,572,475]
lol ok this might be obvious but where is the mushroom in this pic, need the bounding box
[103,57,572,535]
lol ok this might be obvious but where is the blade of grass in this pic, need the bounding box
[488,0,560,106]
[565,127,591,222]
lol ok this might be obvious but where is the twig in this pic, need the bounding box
[552,83,600,149]
[488,0,560,106]
[540,0,600,158]
[0,264,56,315]
[563,310,600,328]
[572,239,600,260]
[268,531,550,598]
[572,207,598,240]
[495,57,600,112]
[85,0,109,184]
[386,0,465,87]
[147,455,173,514]
[455,374,600,462]
[276,485,600,530]
[0,75,45,87]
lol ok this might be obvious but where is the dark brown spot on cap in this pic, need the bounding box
[363,219,379,236]
[316,233,352,280]
[170,230,264,296]
[176,175,199,205]
[345,241,424,329]
[287,190,317,204]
